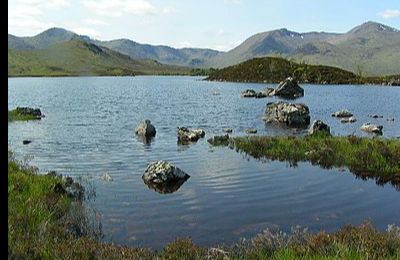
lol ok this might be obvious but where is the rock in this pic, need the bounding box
[177,127,205,143]
[388,79,400,86]
[142,161,190,185]
[308,120,331,135]
[331,109,353,118]
[22,140,32,145]
[207,134,230,146]
[245,128,257,134]
[263,102,310,127]
[340,117,357,123]
[387,118,395,122]
[241,88,273,98]
[271,77,304,98]
[101,173,113,182]
[223,128,233,133]
[360,123,383,135]
[370,114,383,118]
[135,119,156,138]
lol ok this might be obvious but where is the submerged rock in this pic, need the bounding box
[340,117,357,123]
[264,102,310,127]
[241,88,274,98]
[223,128,233,133]
[177,127,205,143]
[308,120,331,136]
[271,77,304,98]
[360,123,383,135]
[135,119,156,138]
[245,128,257,134]
[142,161,190,193]
[101,173,113,182]
[22,140,32,145]
[331,109,353,118]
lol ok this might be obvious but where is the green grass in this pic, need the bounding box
[8,109,40,122]
[8,39,192,77]
[211,134,400,188]
[9,150,400,259]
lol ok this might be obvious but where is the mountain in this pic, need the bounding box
[207,21,400,76]
[8,39,190,76]
[8,28,224,68]
[206,29,338,68]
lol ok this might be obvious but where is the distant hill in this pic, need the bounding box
[8,39,190,76]
[206,21,400,76]
[8,21,400,76]
[206,56,400,85]
[8,28,224,69]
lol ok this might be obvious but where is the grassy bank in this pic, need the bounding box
[8,109,40,122]
[210,134,400,188]
[9,151,400,259]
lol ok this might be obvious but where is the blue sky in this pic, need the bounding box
[8,0,400,51]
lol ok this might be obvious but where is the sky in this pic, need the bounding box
[8,0,400,51]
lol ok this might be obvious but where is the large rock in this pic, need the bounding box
[331,109,353,118]
[241,88,274,98]
[135,120,156,137]
[308,120,331,136]
[360,123,383,135]
[263,102,310,127]
[271,77,304,98]
[142,160,190,184]
[177,127,205,143]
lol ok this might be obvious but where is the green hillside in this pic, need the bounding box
[8,39,191,77]
[206,57,361,84]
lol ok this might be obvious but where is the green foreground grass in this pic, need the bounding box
[8,151,400,259]
[211,134,400,189]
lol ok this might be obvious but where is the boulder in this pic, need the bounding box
[331,109,353,118]
[101,173,113,182]
[177,127,205,143]
[308,120,331,136]
[22,140,32,145]
[241,89,257,98]
[135,120,156,137]
[360,123,383,135]
[142,160,190,185]
[263,102,310,127]
[241,88,274,98]
[271,77,304,98]
[340,117,357,123]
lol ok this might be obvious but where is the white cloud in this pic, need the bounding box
[176,41,192,48]
[82,0,156,17]
[8,0,70,35]
[83,19,109,26]
[379,9,400,19]
[224,0,241,4]
[162,6,177,14]
[72,27,101,38]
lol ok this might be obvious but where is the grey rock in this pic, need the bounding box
[177,127,205,143]
[241,88,274,98]
[360,123,383,135]
[135,119,156,137]
[101,173,113,182]
[331,109,353,118]
[308,120,331,135]
[340,116,357,123]
[142,160,190,184]
[271,77,304,98]
[264,102,310,127]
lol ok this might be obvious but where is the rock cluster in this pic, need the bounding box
[177,127,205,143]
[241,88,274,98]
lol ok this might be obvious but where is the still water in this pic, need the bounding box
[8,76,400,249]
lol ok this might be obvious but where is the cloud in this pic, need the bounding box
[379,9,400,19]
[82,0,156,17]
[83,19,109,26]
[223,0,241,4]
[15,0,70,9]
[162,6,177,14]
[72,27,101,38]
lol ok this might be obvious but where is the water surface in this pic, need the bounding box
[8,76,400,249]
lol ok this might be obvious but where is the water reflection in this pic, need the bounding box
[143,177,190,194]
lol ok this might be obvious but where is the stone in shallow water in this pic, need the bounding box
[142,160,190,194]
[271,77,304,98]
[177,127,205,143]
[264,102,310,127]
[308,120,331,135]
[135,119,156,138]
[360,123,383,135]
[331,109,353,118]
